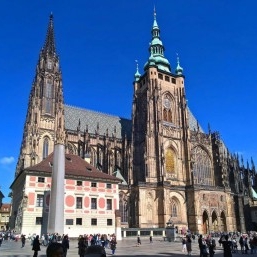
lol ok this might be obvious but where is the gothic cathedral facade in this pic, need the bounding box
[13,12,257,234]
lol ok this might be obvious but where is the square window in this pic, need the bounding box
[171,78,176,84]
[91,198,97,209]
[77,181,82,186]
[158,73,163,80]
[107,199,112,210]
[106,183,112,189]
[91,218,97,226]
[36,217,43,225]
[76,218,82,225]
[38,177,45,183]
[91,182,97,187]
[66,219,73,225]
[165,76,170,82]
[107,219,113,226]
[36,194,44,207]
[76,197,82,209]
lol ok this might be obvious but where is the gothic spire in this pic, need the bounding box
[175,54,183,75]
[144,8,171,73]
[43,14,56,56]
[134,60,141,81]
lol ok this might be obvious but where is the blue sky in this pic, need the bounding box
[1,1,257,202]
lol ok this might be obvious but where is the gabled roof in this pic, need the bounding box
[64,105,132,139]
[26,153,122,183]
[0,203,11,212]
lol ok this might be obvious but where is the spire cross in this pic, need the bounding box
[176,53,180,65]
[135,60,139,72]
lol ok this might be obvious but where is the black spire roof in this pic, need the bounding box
[43,14,56,55]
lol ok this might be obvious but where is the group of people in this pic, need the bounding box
[77,233,117,256]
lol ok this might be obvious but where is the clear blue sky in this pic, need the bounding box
[1,1,257,202]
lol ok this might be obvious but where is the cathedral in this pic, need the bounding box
[10,11,257,235]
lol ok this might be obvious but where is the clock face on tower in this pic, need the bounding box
[163,97,171,109]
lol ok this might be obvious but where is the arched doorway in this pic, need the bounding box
[211,211,218,232]
[202,211,209,234]
[220,211,227,232]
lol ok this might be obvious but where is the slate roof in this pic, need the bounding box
[26,153,122,183]
[64,105,204,138]
[64,105,132,139]
[188,108,204,132]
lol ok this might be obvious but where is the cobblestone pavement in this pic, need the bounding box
[0,237,226,257]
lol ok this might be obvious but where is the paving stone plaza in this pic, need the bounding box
[0,237,226,257]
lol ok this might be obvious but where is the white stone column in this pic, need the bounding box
[47,144,65,234]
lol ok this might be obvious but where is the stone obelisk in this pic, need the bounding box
[47,128,65,234]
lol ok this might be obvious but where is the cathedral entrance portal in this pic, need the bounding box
[202,211,209,235]
[220,211,227,232]
[211,211,218,232]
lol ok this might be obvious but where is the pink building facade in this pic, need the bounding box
[10,154,121,237]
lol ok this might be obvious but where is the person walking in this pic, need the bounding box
[186,235,192,255]
[198,235,203,257]
[32,235,41,257]
[78,236,87,257]
[62,235,69,257]
[110,236,117,255]
[21,234,26,248]
[149,235,153,243]
[182,237,187,252]
[221,235,232,257]
[137,235,141,246]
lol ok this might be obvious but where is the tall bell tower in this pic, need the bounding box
[16,14,65,175]
[130,9,191,227]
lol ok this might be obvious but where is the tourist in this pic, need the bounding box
[62,235,69,257]
[32,235,41,257]
[78,235,87,257]
[21,234,26,248]
[137,235,141,246]
[220,235,232,257]
[110,236,117,255]
[182,236,187,252]
[198,234,203,257]
[46,242,64,257]
[186,235,192,255]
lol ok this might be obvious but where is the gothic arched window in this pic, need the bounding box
[67,143,74,154]
[191,146,213,186]
[91,149,97,167]
[171,203,177,217]
[44,79,53,114]
[43,137,49,159]
[163,94,172,123]
[119,193,128,223]
[165,148,175,173]
[170,198,179,218]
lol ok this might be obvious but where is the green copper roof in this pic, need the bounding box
[134,61,141,81]
[175,55,183,75]
[144,9,171,73]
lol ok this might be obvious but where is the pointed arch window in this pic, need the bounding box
[91,149,97,167]
[165,148,175,173]
[43,137,49,159]
[191,146,213,186]
[171,203,177,217]
[163,95,172,123]
[119,198,128,223]
[44,79,53,114]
